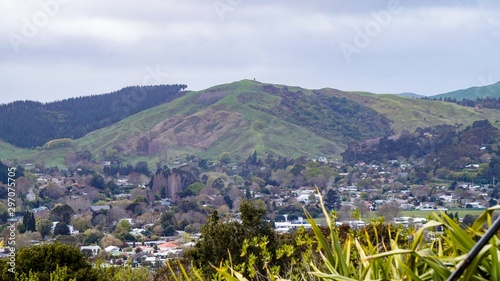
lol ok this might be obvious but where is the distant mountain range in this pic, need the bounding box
[431,81,500,100]
[397,92,426,98]
[0,80,498,167]
[396,81,500,100]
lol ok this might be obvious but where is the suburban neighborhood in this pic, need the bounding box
[1,149,498,269]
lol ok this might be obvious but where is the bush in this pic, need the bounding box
[43,138,72,150]
[54,223,71,236]
[0,243,98,281]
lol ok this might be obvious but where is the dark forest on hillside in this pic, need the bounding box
[423,96,500,110]
[259,84,394,143]
[0,84,187,148]
[342,119,500,183]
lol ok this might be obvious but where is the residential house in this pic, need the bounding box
[86,205,111,217]
[158,242,178,251]
[104,246,120,253]
[32,206,49,213]
[80,245,101,256]
[89,205,111,212]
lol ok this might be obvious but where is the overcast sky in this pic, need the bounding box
[1,0,499,104]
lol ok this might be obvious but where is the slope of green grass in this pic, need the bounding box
[0,82,341,166]
[0,140,75,167]
[192,82,343,160]
[2,79,499,168]
[323,89,500,133]
[0,140,32,162]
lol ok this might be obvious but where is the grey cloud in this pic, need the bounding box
[0,0,499,103]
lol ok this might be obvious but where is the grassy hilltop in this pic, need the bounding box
[0,80,498,167]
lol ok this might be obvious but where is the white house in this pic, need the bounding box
[32,206,49,213]
[466,202,485,209]
[104,246,120,253]
[80,245,101,256]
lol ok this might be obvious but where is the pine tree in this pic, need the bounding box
[23,211,36,232]
[160,186,167,199]
[29,211,36,232]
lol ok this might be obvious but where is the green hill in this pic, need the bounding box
[431,81,500,100]
[1,80,499,167]
[69,80,390,159]
[0,84,187,148]
[319,89,499,134]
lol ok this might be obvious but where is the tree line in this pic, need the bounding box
[259,85,393,145]
[422,96,500,110]
[342,119,500,183]
[0,84,187,148]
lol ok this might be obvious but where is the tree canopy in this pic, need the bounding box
[0,243,98,281]
[189,199,276,278]
[0,84,187,148]
[50,204,75,225]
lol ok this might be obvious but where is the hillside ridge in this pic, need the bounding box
[431,81,500,100]
[0,79,499,167]
[0,84,187,148]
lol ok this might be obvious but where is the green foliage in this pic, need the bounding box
[245,151,259,166]
[2,80,500,168]
[91,175,106,190]
[482,155,500,180]
[189,200,277,279]
[325,189,341,210]
[160,212,176,236]
[211,177,225,189]
[113,220,132,240]
[219,152,231,165]
[16,265,77,281]
[289,164,304,176]
[72,217,92,233]
[23,211,36,232]
[104,150,119,161]
[36,219,52,238]
[342,120,500,183]
[0,162,23,184]
[1,243,98,281]
[95,265,150,281]
[84,229,104,245]
[50,204,75,225]
[224,195,233,209]
[433,81,500,100]
[187,182,205,195]
[134,161,150,175]
[43,138,72,150]
[0,85,187,148]
[53,223,70,236]
[0,257,151,281]
[177,191,500,280]
[261,84,394,142]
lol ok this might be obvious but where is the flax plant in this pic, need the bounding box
[166,192,500,281]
